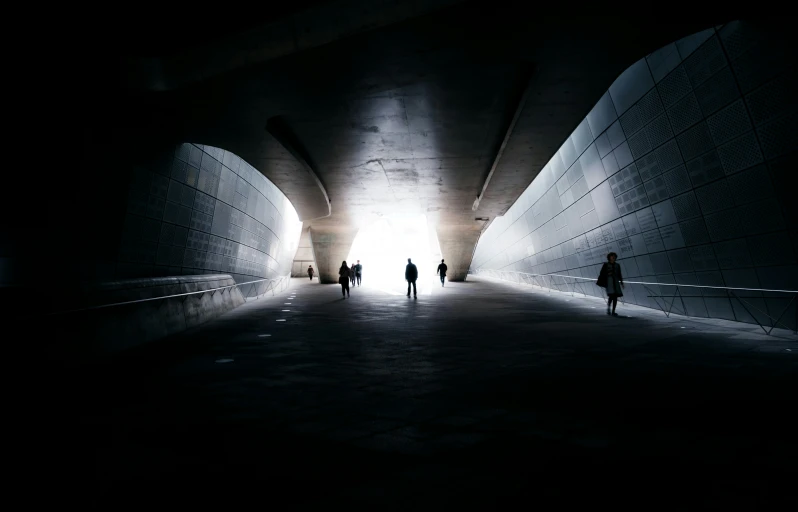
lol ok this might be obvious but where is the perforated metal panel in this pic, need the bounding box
[677,121,714,161]
[683,36,727,87]
[693,66,740,116]
[713,238,753,268]
[747,232,797,265]
[646,114,674,149]
[620,105,643,137]
[637,153,661,182]
[726,164,775,205]
[645,175,669,204]
[737,200,785,235]
[719,21,758,60]
[672,191,702,220]
[638,88,665,125]
[650,252,673,273]
[717,131,764,174]
[653,140,683,172]
[688,244,718,270]
[731,41,786,94]
[657,65,692,108]
[704,209,741,241]
[756,111,798,159]
[667,248,693,272]
[668,93,704,134]
[609,163,642,197]
[695,179,734,214]
[687,150,725,186]
[745,69,797,126]
[663,164,692,196]
[707,99,753,146]
[614,183,649,215]
[628,130,652,159]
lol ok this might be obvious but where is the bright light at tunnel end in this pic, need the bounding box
[347,214,442,295]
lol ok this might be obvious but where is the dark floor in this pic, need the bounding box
[39,277,797,506]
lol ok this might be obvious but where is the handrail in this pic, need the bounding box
[475,269,797,294]
[48,274,291,316]
[473,268,797,336]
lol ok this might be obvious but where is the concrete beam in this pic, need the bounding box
[309,226,359,284]
[472,64,536,211]
[266,116,331,221]
[436,223,484,282]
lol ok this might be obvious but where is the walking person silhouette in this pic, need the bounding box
[405,258,418,298]
[339,261,351,298]
[436,259,447,287]
[355,260,362,286]
[597,252,624,316]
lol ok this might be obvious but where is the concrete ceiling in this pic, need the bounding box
[119,1,725,279]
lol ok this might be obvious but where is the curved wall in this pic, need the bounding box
[119,143,302,283]
[471,21,797,330]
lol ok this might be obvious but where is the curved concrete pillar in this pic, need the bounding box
[436,223,483,282]
[309,225,359,284]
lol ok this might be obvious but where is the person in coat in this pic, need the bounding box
[339,261,351,298]
[307,265,314,281]
[405,258,418,298]
[597,252,624,316]
[350,263,357,286]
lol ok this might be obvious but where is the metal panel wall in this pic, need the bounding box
[119,144,302,283]
[472,21,797,330]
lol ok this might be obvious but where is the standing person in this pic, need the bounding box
[339,261,351,298]
[307,265,314,281]
[436,259,448,287]
[405,258,418,298]
[597,252,624,316]
[355,260,363,286]
[350,263,357,286]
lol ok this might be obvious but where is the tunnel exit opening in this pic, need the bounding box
[347,214,442,295]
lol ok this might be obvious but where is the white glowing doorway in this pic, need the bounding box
[347,214,442,295]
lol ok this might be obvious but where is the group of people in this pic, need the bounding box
[308,257,450,299]
[337,260,363,298]
[311,251,624,313]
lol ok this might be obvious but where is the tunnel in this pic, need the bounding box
[4,3,797,507]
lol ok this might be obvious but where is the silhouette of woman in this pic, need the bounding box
[598,252,624,316]
[339,261,351,298]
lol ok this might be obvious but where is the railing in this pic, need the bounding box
[49,274,292,316]
[472,268,798,336]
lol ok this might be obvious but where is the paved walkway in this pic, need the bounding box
[42,277,797,506]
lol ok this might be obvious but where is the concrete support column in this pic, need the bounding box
[435,223,483,282]
[309,225,359,284]
[291,224,318,276]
